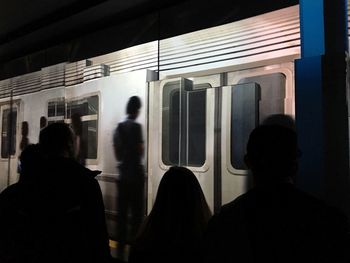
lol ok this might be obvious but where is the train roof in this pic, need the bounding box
[0,0,298,81]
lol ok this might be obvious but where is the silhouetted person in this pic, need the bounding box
[0,123,111,263]
[129,166,211,263]
[40,116,47,129]
[203,120,350,263]
[18,121,30,174]
[113,96,145,260]
[19,121,30,151]
[71,113,87,166]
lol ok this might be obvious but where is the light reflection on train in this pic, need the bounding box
[0,5,298,221]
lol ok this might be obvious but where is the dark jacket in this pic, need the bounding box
[203,183,350,263]
[0,157,111,263]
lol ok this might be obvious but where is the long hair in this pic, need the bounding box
[136,166,211,249]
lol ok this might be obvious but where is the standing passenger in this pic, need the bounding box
[0,123,111,263]
[113,96,145,260]
[129,166,211,263]
[202,120,350,263]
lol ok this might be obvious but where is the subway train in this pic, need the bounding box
[0,4,312,221]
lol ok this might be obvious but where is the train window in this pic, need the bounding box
[67,95,99,160]
[47,100,65,123]
[238,73,286,122]
[230,83,260,170]
[162,81,206,167]
[1,108,17,158]
[231,73,286,170]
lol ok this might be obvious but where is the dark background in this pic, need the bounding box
[0,0,299,80]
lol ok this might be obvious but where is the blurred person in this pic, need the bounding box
[0,123,111,263]
[19,121,30,151]
[113,96,145,260]
[129,166,211,263]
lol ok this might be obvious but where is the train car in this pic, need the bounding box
[0,5,301,223]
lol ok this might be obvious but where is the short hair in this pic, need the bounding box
[39,123,75,158]
[246,125,300,178]
[126,96,141,115]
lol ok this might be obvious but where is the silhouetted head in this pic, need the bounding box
[71,113,83,136]
[139,166,211,246]
[40,116,47,129]
[245,124,300,184]
[39,123,75,159]
[262,114,296,132]
[126,96,141,119]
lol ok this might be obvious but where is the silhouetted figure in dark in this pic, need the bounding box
[71,113,87,166]
[113,96,145,261]
[40,116,47,129]
[203,120,350,263]
[129,166,211,263]
[19,121,30,151]
[18,121,30,174]
[0,123,111,263]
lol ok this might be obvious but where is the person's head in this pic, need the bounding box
[245,124,300,185]
[71,113,82,136]
[142,166,211,244]
[262,114,296,132]
[126,96,141,119]
[40,116,47,129]
[39,123,75,159]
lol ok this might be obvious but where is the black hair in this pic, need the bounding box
[126,96,141,116]
[39,122,75,158]
[246,124,300,179]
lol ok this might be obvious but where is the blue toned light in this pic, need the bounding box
[299,0,325,57]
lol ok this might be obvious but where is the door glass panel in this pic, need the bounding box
[1,108,17,158]
[162,79,207,167]
[238,73,286,122]
[231,73,286,170]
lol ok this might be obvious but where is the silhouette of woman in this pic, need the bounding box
[129,166,211,263]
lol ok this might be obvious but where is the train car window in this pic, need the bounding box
[238,73,286,122]
[1,109,17,158]
[231,73,286,170]
[187,90,206,166]
[67,95,99,160]
[162,82,207,167]
[230,83,260,170]
[47,100,65,123]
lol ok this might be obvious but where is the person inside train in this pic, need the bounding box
[71,113,87,166]
[202,116,350,263]
[113,96,146,261]
[0,123,111,263]
[128,166,212,263]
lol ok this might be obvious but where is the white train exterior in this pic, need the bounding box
[0,5,323,215]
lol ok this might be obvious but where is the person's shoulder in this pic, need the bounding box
[0,183,22,202]
[209,191,251,225]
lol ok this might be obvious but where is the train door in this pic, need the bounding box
[148,63,294,213]
[148,77,216,211]
[221,64,294,206]
[0,102,20,191]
